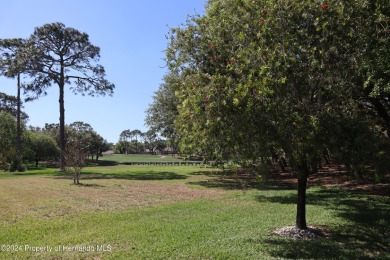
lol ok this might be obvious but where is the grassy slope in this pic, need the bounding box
[0,166,389,259]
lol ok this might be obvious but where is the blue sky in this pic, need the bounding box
[0,0,206,143]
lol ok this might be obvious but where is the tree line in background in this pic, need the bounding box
[0,84,171,172]
[0,22,114,171]
[0,102,111,172]
[146,0,390,229]
[115,128,173,155]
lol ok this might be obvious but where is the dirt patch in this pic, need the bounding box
[307,165,390,196]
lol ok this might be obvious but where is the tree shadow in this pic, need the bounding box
[188,171,296,191]
[252,188,390,259]
[6,172,43,177]
[189,170,221,176]
[72,183,106,188]
[52,171,188,181]
[257,223,389,259]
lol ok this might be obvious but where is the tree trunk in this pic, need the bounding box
[296,157,310,229]
[59,62,66,171]
[370,98,390,136]
[74,172,80,184]
[16,72,22,170]
[296,174,308,229]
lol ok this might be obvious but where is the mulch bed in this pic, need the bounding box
[272,225,332,239]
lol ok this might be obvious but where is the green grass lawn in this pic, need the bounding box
[0,165,389,259]
[99,153,182,163]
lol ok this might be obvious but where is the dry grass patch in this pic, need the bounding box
[0,173,226,224]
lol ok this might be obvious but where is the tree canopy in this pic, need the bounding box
[0,92,28,121]
[163,0,390,229]
[24,22,115,169]
[0,38,34,170]
[145,71,180,151]
[26,131,59,167]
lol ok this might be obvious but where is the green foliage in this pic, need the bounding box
[21,22,115,169]
[0,111,17,166]
[145,72,180,150]
[0,112,26,172]
[166,0,389,169]
[164,0,390,228]
[25,22,115,99]
[4,156,26,172]
[100,154,182,163]
[117,129,170,154]
[0,92,28,122]
[25,131,59,167]
[143,129,158,153]
[69,121,108,160]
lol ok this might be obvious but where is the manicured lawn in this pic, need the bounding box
[0,165,389,259]
[99,153,182,163]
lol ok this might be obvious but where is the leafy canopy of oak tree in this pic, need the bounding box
[164,0,389,229]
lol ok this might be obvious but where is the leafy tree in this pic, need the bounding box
[165,0,389,229]
[64,122,96,183]
[25,22,115,170]
[69,121,94,133]
[155,139,168,154]
[0,92,28,121]
[130,129,142,153]
[87,131,105,160]
[64,134,88,185]
[41,121,108,162]
[117,129,144,154]
[0,111,17,167]
[26,131,59,167]
[0,38,32,169]
[143,129,158,154]
[118,129,132,154]
[345,1,390,135]
[0,111,27,171]
[42,123,62,147]
[68,121,108,160]
[145,72,180,152]
[115,140,126,154]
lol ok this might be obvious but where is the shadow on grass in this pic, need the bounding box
[188,171,296,191]
[8,169,54,177]
[53,171,188,181]
[0,172,30,178]
[252,188,390,259]
[259,224,389,259]
[72,183,106,188]
[189,170,221,176]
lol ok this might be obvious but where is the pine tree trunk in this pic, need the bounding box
[16,72,22,170]
[59,61,66,171]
